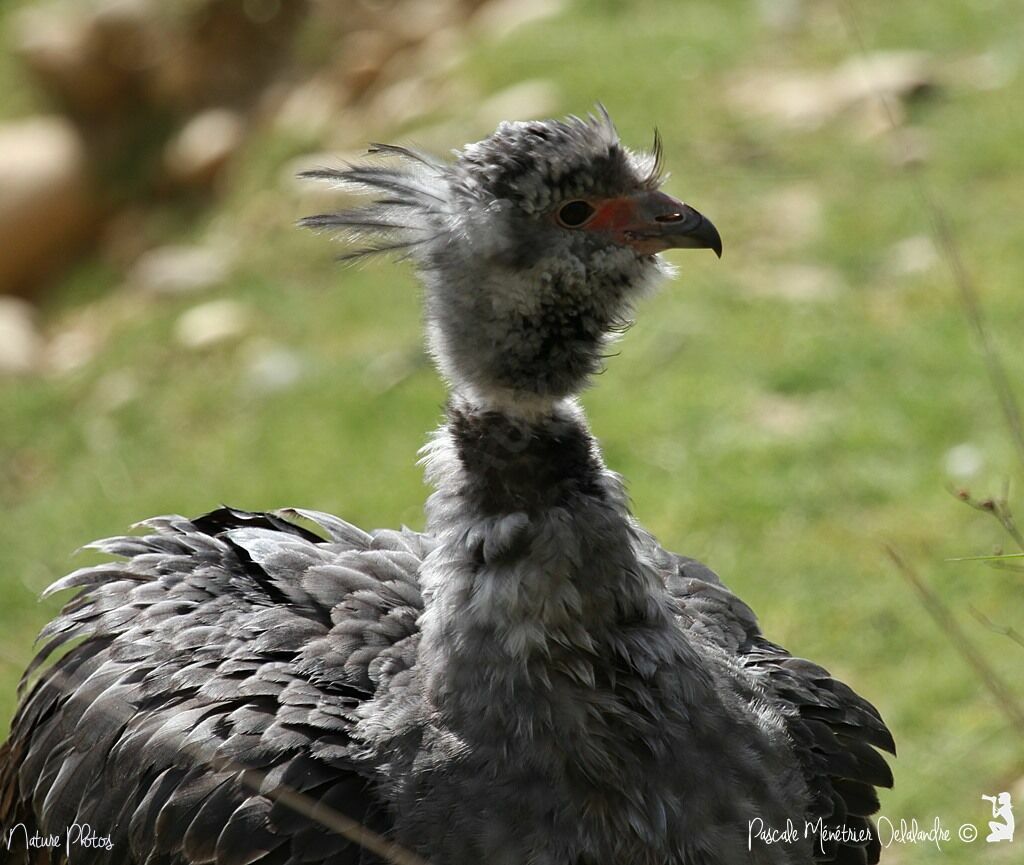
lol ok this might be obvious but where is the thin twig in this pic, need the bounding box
[887,546,1024,733]
[969,606,1024,652]
[992,499,1024,552]
[837,0,1024,469]
[944,553,1024,563]
[230,765,432,865]
[987,561,1024,574]
[951,487,1024,553]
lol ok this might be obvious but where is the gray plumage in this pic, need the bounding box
[0,110,893,865]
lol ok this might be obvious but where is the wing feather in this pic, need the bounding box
[0,506,428,865]
[663,549,895,865]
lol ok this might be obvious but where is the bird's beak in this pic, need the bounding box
[593,190,723,258]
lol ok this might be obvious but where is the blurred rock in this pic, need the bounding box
[12,6,94,109]
[175,299,250,349]
[46,321,101,375]
[130,244,231,296]
[335,29,402,98]
[44,295,136,375]
[750,393,824,439]
[83,414,118,454]
[754,0,806,32]
[371,76,439,128]
[727,69,836,130]
[90,0,159,74]
[164,108,246,189]
[91,368,139,411]
[150,0,310,112]
[745,264,844,302]
[0,116,96,296]
[328,105,378,150]
[0,298,44,375]
[757,185,823,249]
[242,340,306,394]
[274,76,345,139]
[887,126,931,168]
[848,96,904,140]
[416,26,467,78]
[387,0,462,46]
[12,0,313,221]
[242,0,283,25]
[100,206,155,268]
[13,0,156,120]
[728,50,935,131]
[831,51,934,106]
[943,442,983,480]
[477,80,561,129]
[885,235,938,277]
[471,0,567,41]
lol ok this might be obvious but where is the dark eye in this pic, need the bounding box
[556,200,596,228]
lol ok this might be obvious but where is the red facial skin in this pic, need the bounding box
[555,190,717,257]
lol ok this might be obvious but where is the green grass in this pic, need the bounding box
[0,0,41,121]
[2,1,1023,862]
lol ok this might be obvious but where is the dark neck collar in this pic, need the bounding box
[444,399,606,516]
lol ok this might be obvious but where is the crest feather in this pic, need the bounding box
[298,148,448,262]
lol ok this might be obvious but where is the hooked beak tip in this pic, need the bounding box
[629,194,723,258]
[679,205,723,259]
[596,190,724,258]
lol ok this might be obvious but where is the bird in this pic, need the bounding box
[0,109,894,865]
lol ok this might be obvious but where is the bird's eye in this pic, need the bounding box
[556,200,596,228]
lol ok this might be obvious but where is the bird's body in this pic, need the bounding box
[1,111,893,865]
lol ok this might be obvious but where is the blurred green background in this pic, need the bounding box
[1,1,1022,862]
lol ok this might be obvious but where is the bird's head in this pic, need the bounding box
[302,109,721,414]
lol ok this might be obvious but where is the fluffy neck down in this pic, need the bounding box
[420,397,684,688]
[414,399,697,840]
[375,397,810,864]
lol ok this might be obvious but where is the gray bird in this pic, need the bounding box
[0,110,893,865]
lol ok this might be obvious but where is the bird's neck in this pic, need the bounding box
[416,396,690,742]
[424,395,613,525]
